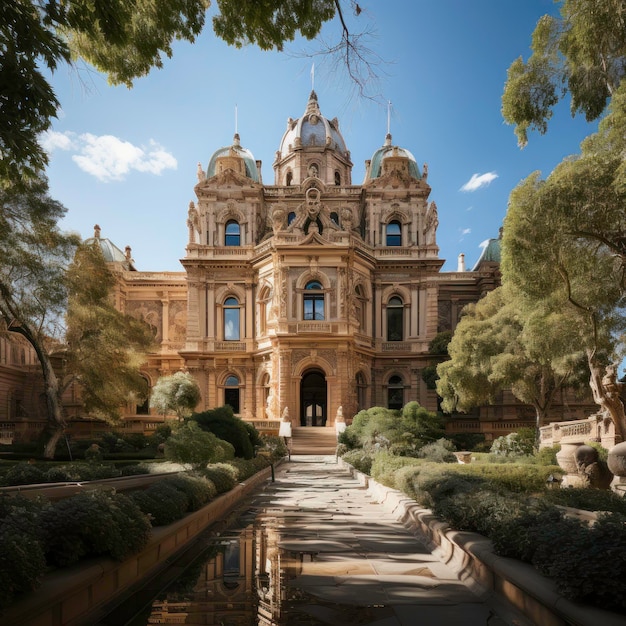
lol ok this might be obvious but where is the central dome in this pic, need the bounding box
[206,134,259,182]
[278,91,348,159]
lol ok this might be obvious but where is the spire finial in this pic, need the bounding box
[387,100,392,136]
[311,62,315,91]
[235,104,238,135]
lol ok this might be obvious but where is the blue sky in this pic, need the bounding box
[43,0,598,272]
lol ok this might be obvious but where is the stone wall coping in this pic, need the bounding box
[339,458,625,626]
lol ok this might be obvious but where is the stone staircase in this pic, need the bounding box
[290,427,338,455]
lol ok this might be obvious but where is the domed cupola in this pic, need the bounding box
[274,91,352,187]
[206,133,260,182]
[84,224,136,271]
[364,133,422,183]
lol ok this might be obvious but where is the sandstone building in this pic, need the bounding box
[0,92,596,444]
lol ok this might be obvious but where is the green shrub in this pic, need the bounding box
[259,435,287,462]
[534,444,560,466]
[340,449,374,474]
[0,495,47,608]
[162,474,217,511]
[1,462,46,486]
[370,452,423,487]
[192,406,255,459]
[84,444,103,463]
[543,487,626,514]
[418,438,457,463]
[41,491,151,566]
[130,482,189,526]
[45,466,73,483]
[490,429,537,457]
[120,463,152,476]
[447,432,487,451]
[164,422,235,468]
[199,463,238,494]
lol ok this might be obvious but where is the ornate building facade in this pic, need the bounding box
[1,92,596,444]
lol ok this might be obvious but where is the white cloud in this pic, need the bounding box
[461,228,471,236]
[41,130,76,153]
[41,130,177,182]
[460,171,498,192]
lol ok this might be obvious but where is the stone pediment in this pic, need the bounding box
[299,231,331,245]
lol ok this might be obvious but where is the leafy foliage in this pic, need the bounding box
[198,463,238,494]
[150,371,201,420]
[164,421,235,468]
[41,490,151,566]
[130,482,189,526]
[192,406,256,459]
[490,428,537,457]
[502,0,626,145]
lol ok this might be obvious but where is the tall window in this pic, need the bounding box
[224,297,240,340]
[356,372,367,411]
[355,284,366,330]
[388,375,404,410]
[136,376,150,414]
[387,296,404,341]
[225,220,241,246]
[224,375,240,413]
[386,220,402,246]
[303,280,324,320]
[288,212,296,225]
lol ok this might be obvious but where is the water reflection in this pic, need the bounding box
[136,508,296,625]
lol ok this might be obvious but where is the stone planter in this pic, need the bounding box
[556,443,585,488]
[607,441,626,497]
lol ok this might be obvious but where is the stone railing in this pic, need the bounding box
[539,413,616,450]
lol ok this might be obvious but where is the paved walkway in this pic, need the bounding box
[250,455,533,626]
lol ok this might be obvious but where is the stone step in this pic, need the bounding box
[290,427,337,455]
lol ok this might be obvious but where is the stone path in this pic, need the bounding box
[252,455,533,626]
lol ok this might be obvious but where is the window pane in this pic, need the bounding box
[387,308,403,341]
[225,221,240,246]
[224,308,240,340]
[314,298,324,320]
[225,388,240,413]
[386,221,402,246]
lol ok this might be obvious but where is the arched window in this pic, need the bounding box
[388,375,404,410]
[225,220,241,246]
[224,375,240,414]
[303,280,324,320]
[224,297,240,340]
[330,211,339,226]
[335,171,341,185]
[387,296,404,341]
[386,220,402,246]
[288,211,296,225]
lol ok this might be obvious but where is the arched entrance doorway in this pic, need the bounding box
[300,369,327,427]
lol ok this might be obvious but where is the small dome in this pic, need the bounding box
[207,134,259,182]
[278,91,348,159]
[472,237,501,270]
[84,225,136,270]
[368,134,421,180]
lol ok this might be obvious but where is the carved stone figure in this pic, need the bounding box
[425,201,438,245]
[575,445,612,489]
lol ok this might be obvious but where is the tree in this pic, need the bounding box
[436,286,587,429]
[63,243,155,422]
[164,421,235,469]
[1,0,368,189]
[502,0,626,146]
[501,88,626,439]
[0,185,156,457]
[149,371,201,421]
[421,330,452,390]
[0,179,79,457]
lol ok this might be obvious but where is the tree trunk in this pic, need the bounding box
[587,349,626,443]
[8,321,66,459]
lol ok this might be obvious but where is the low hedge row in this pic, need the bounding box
[347,455,626,613]
[0,455,274,611]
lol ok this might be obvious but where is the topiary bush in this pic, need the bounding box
[259,435,287,462]
[130,482,189,526]
[543,487,626,515]
[340,449,374,475]
[198,463,238,494]
[161,474,217,511]
[1,462,47,486]
[41,490,151,566]
[164,422,235,468]
[192,406,255,459]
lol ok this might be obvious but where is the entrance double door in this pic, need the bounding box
[300,370,327,427]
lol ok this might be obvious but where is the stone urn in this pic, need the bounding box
[607,441,626,497]
[556,443,584,488]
